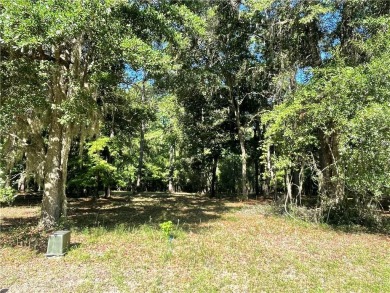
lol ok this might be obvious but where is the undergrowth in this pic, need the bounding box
[269,200,390,235]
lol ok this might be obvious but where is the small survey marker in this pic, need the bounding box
[46,230,71,256]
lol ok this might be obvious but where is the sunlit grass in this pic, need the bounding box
[1,194,389,292]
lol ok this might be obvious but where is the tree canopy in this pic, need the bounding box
[1,0,389,229]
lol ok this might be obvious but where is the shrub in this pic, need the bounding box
[159,221,173,237]
[0,187,16,205]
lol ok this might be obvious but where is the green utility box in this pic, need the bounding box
[46,230,71,256]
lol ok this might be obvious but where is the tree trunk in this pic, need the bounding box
[40,57,72,229]
[210,153,219,198]
[292,169,300,203]
[328,133,344,202]
[267,145,278,201]
[297,163,304,205]
[103,122,115,199]
[319,131,343,200]
[103,142,113,199]
[253,120,260,197]
[104,186,111,198]
[319,134,332,196]
[285,169,293,206]
[59,126,71,217]
[18,171,26,193]
[229,88,248,199]
[136,119,145,189]
[40,115,71,229]
[168,144,175,193]
[136,81,146,191]
[239,137,247,198]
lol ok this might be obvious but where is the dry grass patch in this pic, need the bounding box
[1,193,389,292]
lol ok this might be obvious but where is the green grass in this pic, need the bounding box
[1,193,389,292]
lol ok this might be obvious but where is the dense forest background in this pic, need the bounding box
[1,0,389,229]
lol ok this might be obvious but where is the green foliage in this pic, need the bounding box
[341,103,390,199]
[0,167,15,204]
[1,0,390,230]
[159,220,173,237]
[218,152,242,194]
[264,18,390,223]
[68,136,119,192]
[121,37,172,73]
[0,187,15,205]
[88,138,117,183]
[325,201,385,230]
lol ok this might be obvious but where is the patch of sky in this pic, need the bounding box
[259,1,280,18]
[319,37,340,49]
[239,3,249,12]
[190,63,200,69]
[354,26,371,40]
[296,67,313,85]
[152,41,168,50]
[125,64,145,83]
[332,38,340,46]
[138,2,147,11]
[320,51,332,60]
[120,64,145,89]
[190,55,208,68]
[319,10,341,34]
[318,37,340,61]
[317,9,342,63]
[290,0,300,8]
[267,96,274,106]
[249,42,265,63]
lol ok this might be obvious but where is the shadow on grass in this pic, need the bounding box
[65,193,235,230]
[0,192,238,251]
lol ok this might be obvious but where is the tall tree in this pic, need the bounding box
[0,0,204,228]
[262,0,390,222]
[168,1,264,197]
[1,0,127,228]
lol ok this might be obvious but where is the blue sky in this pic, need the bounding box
[125,2,343,86]
[296,9,342,84]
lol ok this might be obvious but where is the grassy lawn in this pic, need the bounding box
[1,193,389,292]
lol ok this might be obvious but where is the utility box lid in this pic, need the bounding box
[46,230,71,257]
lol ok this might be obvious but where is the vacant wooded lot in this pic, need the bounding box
[1,193,389,292]
[1,0,390,291]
